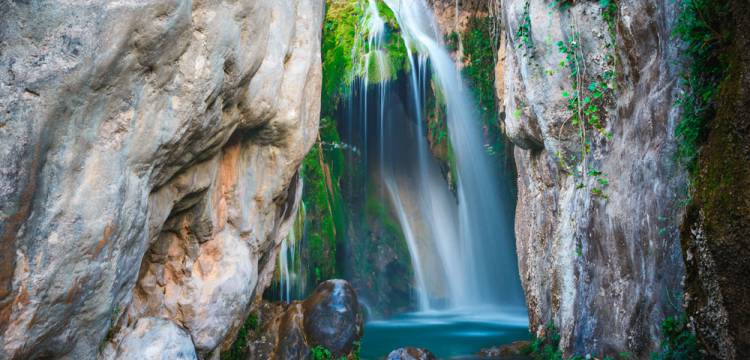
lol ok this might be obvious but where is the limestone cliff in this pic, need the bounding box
[0,0,323,358]
[499,0,686,356]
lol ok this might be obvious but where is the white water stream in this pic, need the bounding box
[347,0,525,310]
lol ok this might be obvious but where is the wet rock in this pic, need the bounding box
[478,341,531,358]
[276,304,310,360]
[105,317,197,360]
[387,347,437,360]
[303,280,364,356]
[245,280,363,359]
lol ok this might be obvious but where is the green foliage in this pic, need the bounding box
[651,315,700,360]
[321,0,411,115]
[463,16,498,126]
[445,31,460,52]
[302,117,347,283]
[311,345,335,360]
[462,15,510,160]
[529,321,563,360]
[599,0,618,38]
[556,34,613,198]
[673,0,728,172]
[516,1,535,53]
[221,312,260,360]
[310,344,357,360]
[321,0,363,115]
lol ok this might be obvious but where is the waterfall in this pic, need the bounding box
[344,0,524,312]
[277,202,306,303]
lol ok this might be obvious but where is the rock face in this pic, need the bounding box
[478,341,530,358]
[499,0,686,356]
[102,317,197,360]
[680,2,750,358]
[387,347,437,360]
[0,0,323,358]
[245,280,364,359]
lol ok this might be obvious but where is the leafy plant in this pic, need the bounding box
[516,1,535,53]
[311,345,334,360]
[445,31,460,52]
[556,32,613,198]
[221,311,260,360]
[673,0,728,172]
[529,321,563,360]
[599,0,618,38]
[310,344,356,360]
[651,315,700,360]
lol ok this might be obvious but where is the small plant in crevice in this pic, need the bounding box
[310,344,358,360]
[528,321,563,360]
[311,345,335,360]
[673,0,729,173]
[445,31,460,52]
[221,311,261,360]
[555,30,614,199]
[516,1,535,54]
[651,314,700,360]
[600,0,618,40]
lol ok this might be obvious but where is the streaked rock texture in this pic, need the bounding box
[0,0,323,358]
[499,0,686,356]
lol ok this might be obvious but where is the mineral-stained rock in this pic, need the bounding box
[386,347,437,360]
[245,280,364,359]
[499,0,686,356]
[0,0,323,358]
[102,317,197,360]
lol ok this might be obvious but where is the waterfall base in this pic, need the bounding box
[360,307,528,359]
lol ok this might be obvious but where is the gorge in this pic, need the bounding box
[1,0,749,359]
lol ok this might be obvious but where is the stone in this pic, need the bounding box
[0,0,324,358]
[498,0,686,356]
[103,317,197,360]
[478,341,531,358]
[303,279,364,357]
[244,280,364,359]
[387,347,437,360]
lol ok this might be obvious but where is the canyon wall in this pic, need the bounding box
[680,1,750,358]
[0,0,323,358]
[499,0,686,357]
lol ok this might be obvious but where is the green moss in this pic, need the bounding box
[461,15,511,161]
[321,0,362,115]
[322,0,410,115]
[673,0,729,172]
[528,321,563,360]
[516,2,534,53]
[310,344,359,360]
[221,311,260,360]
[302,117,347,283]
[651,315,700,360]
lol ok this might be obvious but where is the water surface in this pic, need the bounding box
[360,308,529,359]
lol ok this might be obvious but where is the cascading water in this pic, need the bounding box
[327,0,528,356]
[274,201,306,303]
[376,0,524,309]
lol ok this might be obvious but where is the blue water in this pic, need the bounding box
[359,308,529,359]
